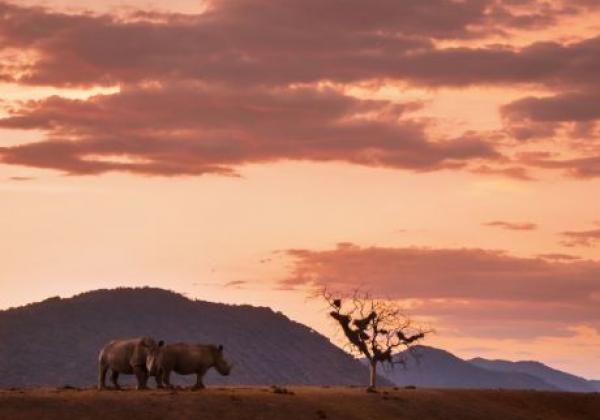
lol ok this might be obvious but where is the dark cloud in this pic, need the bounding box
[502,92,600,123]
[395,37,600,89]
[0,1,599,89]
[0,83,500,175]
[484,220,538,230]
[500,91,600,144]
[1,1,599,177]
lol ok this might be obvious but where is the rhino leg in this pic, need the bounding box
[98,363,108,390]
[162,369,173,389]
[110,370,121,390]
[192,372,206,390]
[154,369,164,389]
[155,372,164,389]
[134,366,149,390]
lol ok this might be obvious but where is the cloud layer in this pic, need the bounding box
[282,243,600,338]
[0,83,499,175]
[0,0,599,177]
[1,1,599,88]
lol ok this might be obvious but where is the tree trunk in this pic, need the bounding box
[369,361,377,389]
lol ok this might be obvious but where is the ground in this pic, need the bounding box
[0,386,598,420]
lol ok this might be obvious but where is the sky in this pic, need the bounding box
[1,0,599,378]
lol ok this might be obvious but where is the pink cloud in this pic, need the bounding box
[283,243,600,302]
[502,92,600,123]
[483,220,538,230]
[0,1,599,178]
[0,1,599,89]
[536,253,581,261]
[526,155,600,178]
[223,280,246,289]
[0,83,499,175]
[560,229,600,247]
[281,243,600,338]
[470,165,534,180]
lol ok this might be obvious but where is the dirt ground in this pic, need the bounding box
[0,386,598,420]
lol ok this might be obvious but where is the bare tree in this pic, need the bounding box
[321,289,429,390]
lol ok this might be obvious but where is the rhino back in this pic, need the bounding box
[101,337,145,373]
[164,343,214,375]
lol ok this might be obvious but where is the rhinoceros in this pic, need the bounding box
[98,336,163,390]
[147,342,232,389]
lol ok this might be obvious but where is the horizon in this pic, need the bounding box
[1,0,600,381]
[2,285,598,381]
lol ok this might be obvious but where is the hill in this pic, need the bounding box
[469,358,596,393]
[0,287,379,387]
[0,387,598,420]
[374,346,558,390]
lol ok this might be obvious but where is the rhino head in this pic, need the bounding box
[213,344,232,376]
[145,340,164,375]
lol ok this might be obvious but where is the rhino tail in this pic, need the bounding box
[98,351,108,389]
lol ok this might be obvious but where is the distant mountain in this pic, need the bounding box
[373,346,558,391]
[469,358,596,393]
[0,287,382,387]
[371,346,599,392]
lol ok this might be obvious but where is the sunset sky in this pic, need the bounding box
[1,0,600,378]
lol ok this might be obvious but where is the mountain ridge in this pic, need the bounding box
[370,345,558,391]
[0,287,381,387]
[373,345,598,392]
[1,288,597,391]
[469,357,595,392]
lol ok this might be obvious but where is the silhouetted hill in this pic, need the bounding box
[590,380,600,391]
[469,358,595,393]
[372,346,558,391]
[0,287,380,387]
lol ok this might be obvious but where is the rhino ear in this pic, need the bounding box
[158,340,165,347]
[218,344,223,352]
